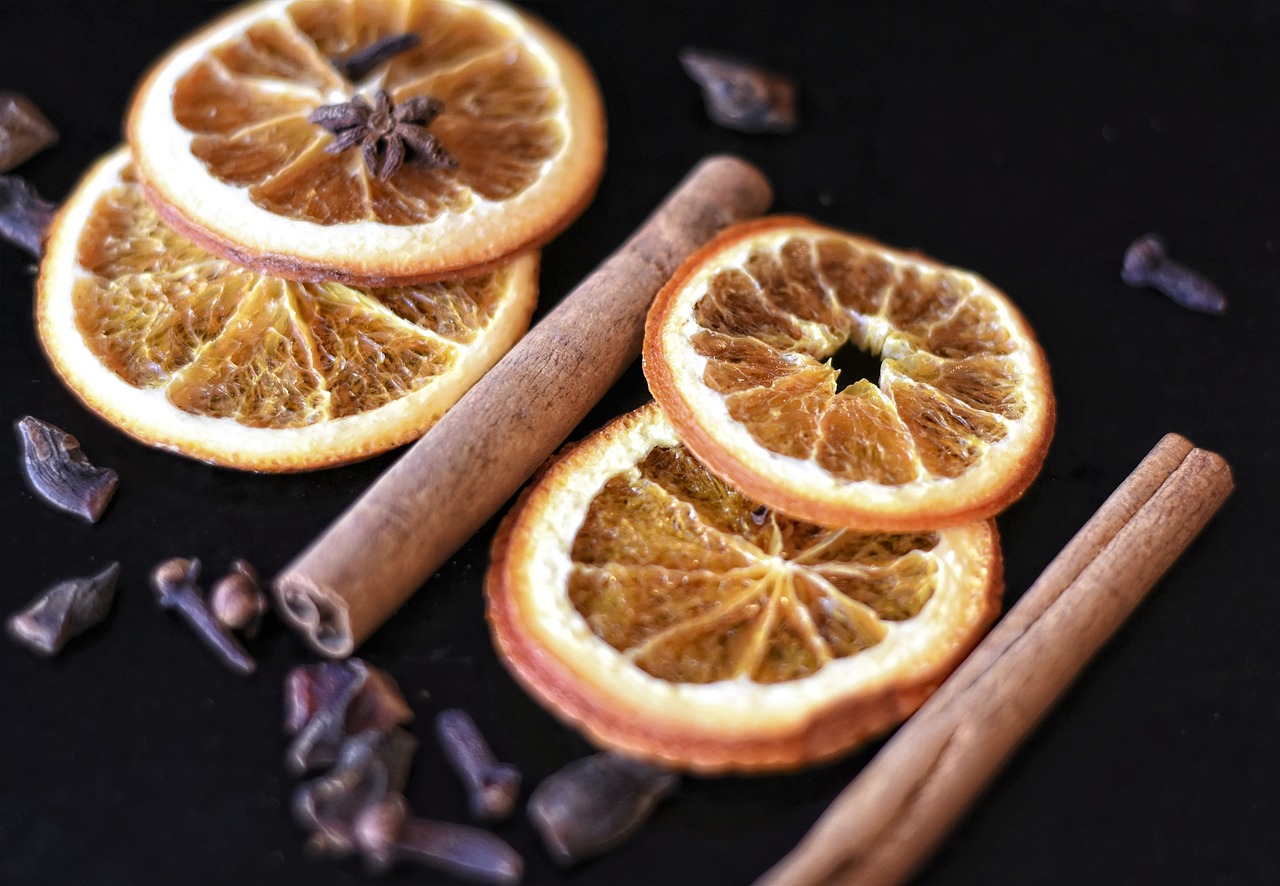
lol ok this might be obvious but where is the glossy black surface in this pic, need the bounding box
[2,1,1277,883]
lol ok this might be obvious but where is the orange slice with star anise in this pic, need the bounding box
[37,147,538,471]
[127,0,605,285]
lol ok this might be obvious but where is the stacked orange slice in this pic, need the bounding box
[487,218,1053,772]
[36,0,606,469]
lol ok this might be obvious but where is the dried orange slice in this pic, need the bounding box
[644,216,1055,530]
[36,147,537,471]
[127,0,604,284]
[486,403,1002,773]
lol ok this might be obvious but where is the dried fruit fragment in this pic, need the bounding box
[16,416,118,523]
[0,174,57,257]
[0,92,58,172]
[7,562,119,656]
[528,752,679,866]
[680,48,798,134]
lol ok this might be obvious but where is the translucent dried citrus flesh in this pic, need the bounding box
[486,403,1002,773]
[644,216,1055,530]
[127,0,605,284]
[37,148,537,471]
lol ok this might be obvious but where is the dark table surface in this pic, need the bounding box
[2,1,1278,884]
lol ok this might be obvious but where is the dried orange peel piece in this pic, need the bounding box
[37,147,537,471]
[644,216,1055,530]
[127,0,605,284]
[486,403,1002,773]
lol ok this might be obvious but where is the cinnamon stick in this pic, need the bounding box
[274,155,773,657]
[757,434,1233,886]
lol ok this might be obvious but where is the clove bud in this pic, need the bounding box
[284,659,413,775]
[7,562,119,656]
[16,416,118,523]
[1121,233,1228,315]
[150,557,255,676]
[528,751,679,867]
[436,709,521,822]
[293,727,417,856]
[354,795,523,885]
[209,559,267,637]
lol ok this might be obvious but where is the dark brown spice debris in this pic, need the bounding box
[528,751,679,867]
[0,93,58,172]
[1121,233,1228,315]
[0,174,57,257]
[151,557,256,676]
[309,89,455,181]
[679,48,798,134]
[436,709,522,822]
[333,33,420,82]
[294,727,418,856]
[16,416,118,523]
[354,795,523,884]
[209,559,267,637]
[7,562,119,656]
[284,660,413,775]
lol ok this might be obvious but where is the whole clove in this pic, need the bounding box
[284,659,413,775]
[436,709,522,822]
[1121,233,1228,315]
[0,174,58,258]
[333,32,420,82]
[354,795,523,885]
[150,558,256,676]
[293,727,418,856]
[679,48,798,134]
[16,416,118,523]
[7,562,119,656]
[528,752,680,867]
[0,92,58,172]
[209,559,267,637]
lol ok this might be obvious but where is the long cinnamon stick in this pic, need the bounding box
[758,434,1233,886]
[274,155,773,657]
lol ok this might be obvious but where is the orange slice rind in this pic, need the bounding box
[486,402,1003,773]
[644,216,1055,530]
[127,0,605,284]
[37,146,538,471]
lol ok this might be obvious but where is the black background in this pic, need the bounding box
[2,1,1278,884]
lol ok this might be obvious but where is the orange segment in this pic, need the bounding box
[37,147,537,471]
[644,216,1055,530]
[127,0,605,284]
[486,402,1003,773]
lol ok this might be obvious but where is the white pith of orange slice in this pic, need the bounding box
[644,216,1055,531]
[127,0,605,285]
[36,147,538,471]
[486,403,1003,774]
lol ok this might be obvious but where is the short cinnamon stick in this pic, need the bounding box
[758,434,1233,886]
[274,155,772,657]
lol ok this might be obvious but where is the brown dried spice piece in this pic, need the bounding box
[354,795,523,884]
[0,93,58,172]
[209,559,268,637]
[680,48,798,134]
[16,416,118,523]
[309,89,455,181]
[7,562,120,656]
[0,175,58,257]
[436,709,522,822]
[528,752,679,867]
[151,557,256,676]
[284,659,413,774]
[1121,233,1227,315]
[332,33,420,82]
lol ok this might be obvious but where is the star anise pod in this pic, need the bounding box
[309,90,456,182]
